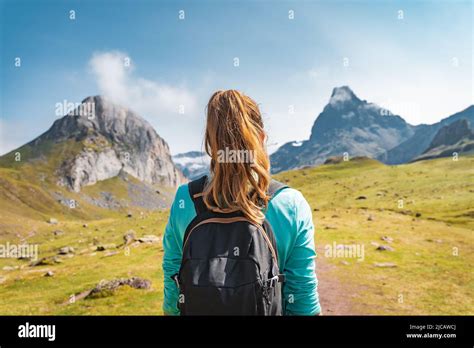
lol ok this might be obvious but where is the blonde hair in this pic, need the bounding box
[203,90,271,223]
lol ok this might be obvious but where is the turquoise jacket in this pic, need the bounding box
[162,182,321,315]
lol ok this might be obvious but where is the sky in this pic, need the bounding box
[0,0,472,155]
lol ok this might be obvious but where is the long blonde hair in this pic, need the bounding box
[203,90,271,223]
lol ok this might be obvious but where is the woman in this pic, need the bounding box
[162,90,321,315]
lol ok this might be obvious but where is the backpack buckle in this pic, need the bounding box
[171,273,180,290]
[267,275,279,288]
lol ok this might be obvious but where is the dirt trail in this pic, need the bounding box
[316,252,359,315]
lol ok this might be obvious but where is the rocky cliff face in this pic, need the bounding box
[27,96,185,192]
[379,106,474,164]
[412,119,474,162]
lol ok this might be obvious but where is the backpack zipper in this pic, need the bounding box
[183,217,278,263]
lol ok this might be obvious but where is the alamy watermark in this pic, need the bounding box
[324,241,365,262]
[55,99,95,119]
[0,242,38,261]
[216,147,256,166]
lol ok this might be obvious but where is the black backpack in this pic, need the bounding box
[172,175,288,315]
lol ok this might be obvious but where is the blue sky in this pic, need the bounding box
[1,0,472,155]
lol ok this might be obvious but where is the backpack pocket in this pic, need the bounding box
[178,257,265,315]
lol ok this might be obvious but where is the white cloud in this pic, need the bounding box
[89,51,198,119]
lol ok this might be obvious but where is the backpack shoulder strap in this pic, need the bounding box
[188,175,208,215]
[267,179,288,200]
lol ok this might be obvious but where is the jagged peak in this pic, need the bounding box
[329,86,361,106]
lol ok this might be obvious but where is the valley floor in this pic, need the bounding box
[0,155,472,315]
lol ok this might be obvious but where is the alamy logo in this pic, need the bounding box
[18,322,56,341]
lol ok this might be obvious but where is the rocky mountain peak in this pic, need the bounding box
[328,86,362,109]
[28,96,186,192]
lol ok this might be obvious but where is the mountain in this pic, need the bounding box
[411,119,474,162]
[172,151,210,180]
[378,106,474,164]
[0,96,185,192]
[270,86,416,173]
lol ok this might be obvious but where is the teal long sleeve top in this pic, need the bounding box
[162,183,321,315]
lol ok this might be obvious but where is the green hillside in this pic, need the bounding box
[0,155,472,315]
[275,155,474,314]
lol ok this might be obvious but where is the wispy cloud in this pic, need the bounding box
[89,51,198,119]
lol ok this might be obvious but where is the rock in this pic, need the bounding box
[123,230,136,245]
[340,260,350,265]
[30,256,62,267]
[44,270,54,277]
[426,239,443,243]
[2,266,17,271]
[374,262,397,268]
[356,196,367,200]
[331,214,339,218]
[53,230,64,236]
[324,225,337,230]
[58,246,75,255]
[96,243,116,251]
[415,213,422,217]
[370,241,380,247]
[381,236,393,243]
[313,208,320,212]
[127,212,133,218]
[48,218,58,225]
[367,215,374,221]
[103,251,119,257]
[84,277,152,299]
[138,235,160,243]
[83,223,88,228]
[376,245,394,252]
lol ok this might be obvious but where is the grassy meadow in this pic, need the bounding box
[0,155,472,315]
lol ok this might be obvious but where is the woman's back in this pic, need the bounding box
[162,181,321,315]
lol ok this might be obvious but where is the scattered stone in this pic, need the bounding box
[381,236,393,243]
[415,213,422,217]
[48,218,58,225]
[30,256,62,267]
[313,208,320,212]
[2,265,17,271]
[127,212,133,218]
[81,277,152,299]
[376,245,394,252]
[374,262,397,268]
[370,241,380,247]
[123,230,136,245]
[138,235,160,243]
[155,189,161,194]
[83,223,88,228]
[44,270,54,277]
[340,260,350,265]
[376,192,384,196]
[103,251,119,257]
[58,246,75,255]
[96,243,116,251]
[367,215,374,221]
[324,225,337,230]
[426,239,443,243]
[53,230,64,236]
[331,214,339,218]
[356,196,367,200]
